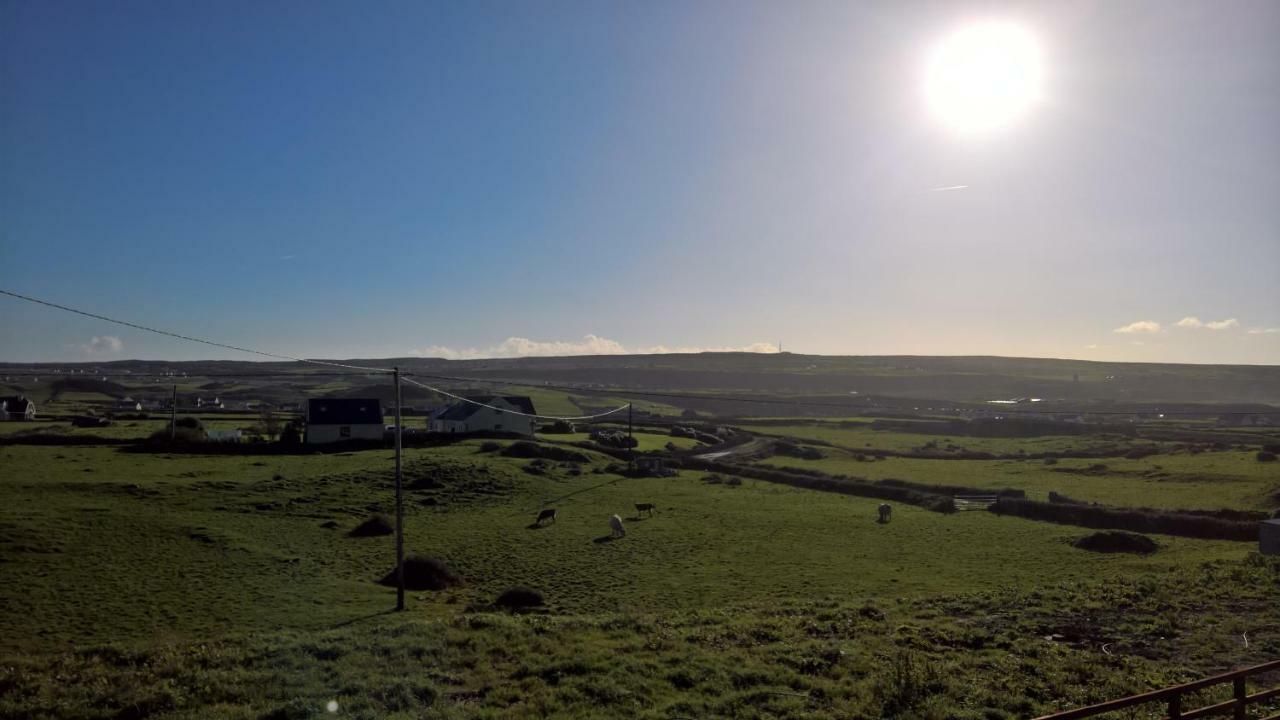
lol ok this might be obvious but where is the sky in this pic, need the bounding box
[2,0,1277,364]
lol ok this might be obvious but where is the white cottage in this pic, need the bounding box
[428,396,537,436]
[305,398,384,444]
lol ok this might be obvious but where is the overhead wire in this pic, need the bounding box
[1,288,626,421]
[0,288,395,374]
[400,375,630,421]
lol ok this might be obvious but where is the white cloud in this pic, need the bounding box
[1247,327,1280,335]
[411,335,779,360]
[1113,320,1161,334]
[1175,316,1239,331]
[82,336,123,355]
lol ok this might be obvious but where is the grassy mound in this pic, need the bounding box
[494,586,545,611]
[1072,530,1158,554]
[348,514,394,537]
[378,555,461,591]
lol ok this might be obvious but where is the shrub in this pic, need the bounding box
[494,586,545,611]
[147,427,206,444]
[478,441,501,453]
[1072,531,1158,554]
[379,554,461,591]
[993,497,1258,541]
[349,513,394,537]
[774,441,824,460]
[1257,451,1278,463]
[1043,457,1059,465]
[501,441,589,463]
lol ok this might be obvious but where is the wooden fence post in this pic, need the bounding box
[1233,676,1247,720]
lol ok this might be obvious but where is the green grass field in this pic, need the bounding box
[2,417,1278,718]
[740,422,1179,455]
[758,448,1280,511]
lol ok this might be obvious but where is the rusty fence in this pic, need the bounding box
[1035,659,1280,720]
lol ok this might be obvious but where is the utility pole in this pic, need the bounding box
[394,367,405,611]
[627,402,633,473]
[170,385,177,441]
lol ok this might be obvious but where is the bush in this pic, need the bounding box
[379,554,461,591]
[147,427,206,444]
[774,441,825,460]
[478,441,501,453]
[1257,451,1278,463]
[494,586,545,611]
[1042,457,1059,465]
[349,513,394,537]
[993,497,1258,541]
[1072,531,1158,554]
[501,441,589,463]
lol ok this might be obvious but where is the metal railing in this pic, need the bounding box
[1034,659,1280,720]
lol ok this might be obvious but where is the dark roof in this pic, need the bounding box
[0,396,31,412]
[307,398,383,425]
[436,396,536,422]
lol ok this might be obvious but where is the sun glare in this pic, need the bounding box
[924,21,1043,134]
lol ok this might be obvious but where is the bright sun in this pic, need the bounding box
[924,21,1043,134]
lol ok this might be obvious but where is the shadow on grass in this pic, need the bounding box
[329,608,397,630]
[592,535,623,544]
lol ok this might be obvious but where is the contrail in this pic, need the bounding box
[930,184,969,192]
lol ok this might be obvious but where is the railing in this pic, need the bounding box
[1034,659,1280,720]
[953,494,998,511]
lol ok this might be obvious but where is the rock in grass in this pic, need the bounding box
[348,513,394,537]
[1072,530,1158,554]
[378,554,462,591]
[494,586,544,611]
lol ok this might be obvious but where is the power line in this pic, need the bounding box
[400,375,630,421]
[0,288,626,421]
[0,288,395,374]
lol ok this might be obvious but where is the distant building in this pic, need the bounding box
[428,396,537,436]
[197,397,224,409]
[206,429,243,443]
[0,396,35,421]
[114,398,143,412]
[306,398,384,444]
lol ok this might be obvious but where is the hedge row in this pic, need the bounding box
[993,497,1259,541]
[1047,490,1267,522]
[683,459,957,514]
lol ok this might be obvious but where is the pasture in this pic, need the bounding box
[758,449,1280,511]
[1,417,1278,718]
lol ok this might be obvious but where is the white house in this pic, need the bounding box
[306,398,384,444]
[428,396,537,436]
[0,396,35,421]
[114,398,143,412]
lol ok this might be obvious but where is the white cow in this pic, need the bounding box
[609,514,626,538]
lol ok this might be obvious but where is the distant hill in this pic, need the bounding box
[2,354,1278,407]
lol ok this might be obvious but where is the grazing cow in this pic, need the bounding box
[634,502,655,517]
[536,508,557,525]
[609,514,626,538]
[878,503,892,523]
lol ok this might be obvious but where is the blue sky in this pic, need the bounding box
[2,0,1277,364]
